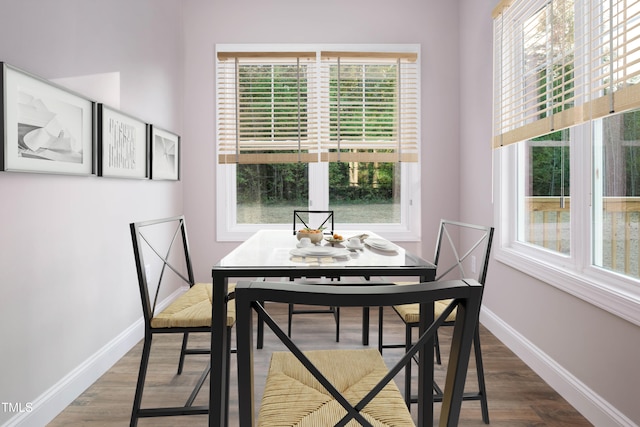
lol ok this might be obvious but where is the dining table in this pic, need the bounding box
[208,229,436,427]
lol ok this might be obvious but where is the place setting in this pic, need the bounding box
[290,235,351,260]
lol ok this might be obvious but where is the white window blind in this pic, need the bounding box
[216,49,419,164]
[493,0,640,148]
[319,52,419,163]
[217,52,319,164]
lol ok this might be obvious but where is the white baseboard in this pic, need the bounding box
[2,287,186,427]
[480,307,638,427]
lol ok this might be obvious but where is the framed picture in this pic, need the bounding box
[151,126,180,180]
[1,62,94,175]
[97,104,148,178]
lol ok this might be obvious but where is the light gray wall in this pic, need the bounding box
[459,0,640,425]
[0,0,184,424]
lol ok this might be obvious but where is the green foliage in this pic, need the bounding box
[236,163,308,204]
[238,64,309,140]
[237,161,396,205]
[530,144,570,196]
[328,64,397,140]
[625,146,640,196]
[536,60,575,120]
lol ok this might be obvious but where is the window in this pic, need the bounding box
[493,0,640,324]
[216,45,420,241]
[519,130,571,255]
[593,110,640,279]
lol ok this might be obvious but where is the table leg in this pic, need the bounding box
[257,300,264,349]
[362,307,370,346]
[418,274,434,427]
[210,273,229,427]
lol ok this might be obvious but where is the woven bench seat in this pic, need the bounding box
[259,348,414,427]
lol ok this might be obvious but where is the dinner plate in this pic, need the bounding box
[364,238,397,252]
[301,246,335,256]
[290,247,350,258]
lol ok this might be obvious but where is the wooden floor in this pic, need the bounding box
[49,304,592,426]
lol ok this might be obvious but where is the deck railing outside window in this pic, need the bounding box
[525,196,640,279]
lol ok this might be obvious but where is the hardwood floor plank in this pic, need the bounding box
[49,304,592,426]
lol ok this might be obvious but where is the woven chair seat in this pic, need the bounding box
[393,300,457,325]
[151,282,236,328]
[392,282,456,324]
[259,348,414,427]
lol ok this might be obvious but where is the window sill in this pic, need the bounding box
[494,246,640,327]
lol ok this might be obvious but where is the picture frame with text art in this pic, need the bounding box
[97,104,148,179]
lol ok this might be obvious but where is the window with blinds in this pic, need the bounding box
[493,0,640,148]
[216,49,419,164]
[320,52,419,163]
[493,0,640,314]
[217,52,318,164]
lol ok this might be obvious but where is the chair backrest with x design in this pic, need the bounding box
[130,215,196,324]
[293,210,334,235]
[235,279,484,427]
[433,220,495,286]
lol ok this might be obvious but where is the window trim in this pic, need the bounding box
[215,44,422,242]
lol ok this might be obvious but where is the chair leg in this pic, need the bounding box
[288,303,294,337]
[288,303,341,342]
[130,334,152,427]
[431,324,490,423]
[177,332,189,374]
[185,362,211,407]
[378,306,384,354]
[334,307,340,342]
[225,326,232,427]
[434,330,442,365]
[473,325,490,424]
[257,301,265,349]
[403,322,412,408]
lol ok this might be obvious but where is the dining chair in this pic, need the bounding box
[235,278,484,427]
[289,209,341,341]
[129,215,236,427]
[378,219,494,423]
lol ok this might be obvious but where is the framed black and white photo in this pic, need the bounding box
[97,104,148,178]
[1,62,94,175]
[151,126,180,180]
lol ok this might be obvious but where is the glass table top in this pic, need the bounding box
[215,230,432,270]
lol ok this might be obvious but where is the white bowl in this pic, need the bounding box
[296,230,323,244]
